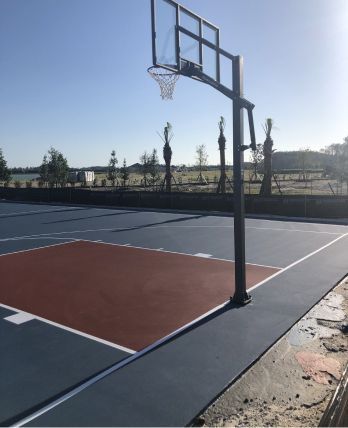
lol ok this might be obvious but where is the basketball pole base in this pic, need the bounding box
[230,291,252,306]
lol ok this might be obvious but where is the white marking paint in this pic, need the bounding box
[0,228,115,242]
[0,208,82,217]
[245,226,342,235]
[194,253,212,258]
[0,241,80,258]
[4,312,36,324]
[14,298,231,427]
[0,302,135,354]
[1,221,344,244]
[245,216,348,229]
[247,232,348,293]
[77,239,282,270]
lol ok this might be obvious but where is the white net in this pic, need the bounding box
[148,66,180,100]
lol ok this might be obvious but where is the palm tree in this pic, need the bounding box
[158,122,174,192]
[217,116,227,193]
[259,118,275,196]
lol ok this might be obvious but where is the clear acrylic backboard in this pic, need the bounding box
[151,0,234,92]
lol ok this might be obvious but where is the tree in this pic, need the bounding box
[140,151,151,187]
[149,149,160,186]
[158,122,174,192]
[0,148,11,183]
[195,144,208,184]
[41,147,69,188]
[324,137,348,192]
[120,158,129,187]
[250,143,264,182]
[259,118,275,196]
[297,147,312,184]
[108,150,119,186]
[39,154,49,187]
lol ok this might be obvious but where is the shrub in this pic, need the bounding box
[14,180,21,188]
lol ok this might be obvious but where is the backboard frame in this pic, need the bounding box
[151,0,256,115]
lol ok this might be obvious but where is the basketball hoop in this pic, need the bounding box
[147,66,179,100]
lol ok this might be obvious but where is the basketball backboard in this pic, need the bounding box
[151,0,234,92]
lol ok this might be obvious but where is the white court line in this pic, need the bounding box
[4,312,36,325]
[1,232,280,270]
[245,216,348,229]
[0,208,83,217]
[0,302,135,354]
[0,228,116,241]
[247,232,348,293]
[246,226,342,235]
[0,240,80,258]
[150,225,342,235]
[12,232,348,427]
[194,253,212,258]
[0,222,343,245]
[2,236,79,242]
[77,238,281,270]
[14,299,231,427]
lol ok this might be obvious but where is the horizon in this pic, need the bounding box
[8,147,334,171]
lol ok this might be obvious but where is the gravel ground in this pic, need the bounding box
[194,277,348,427]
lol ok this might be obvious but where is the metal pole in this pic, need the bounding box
[231,56,251,305]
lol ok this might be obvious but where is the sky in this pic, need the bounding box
[0,0,347,168]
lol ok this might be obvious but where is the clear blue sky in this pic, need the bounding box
[0,0,347,167]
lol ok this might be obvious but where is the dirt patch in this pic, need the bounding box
[195,278,348,427]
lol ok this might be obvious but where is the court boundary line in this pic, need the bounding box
[0,240,80,258]
[0,235,282,270]
[0,302,135,354]
[141,225,342,235]
[0,207,84,217]
[76,238,282,270]
[247,232,348,292]
[0,221,344,245]
[14,299,232,428]
[13,232,348,427]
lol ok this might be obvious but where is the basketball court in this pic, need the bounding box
[1,0,347,425]
[0,201,347,426]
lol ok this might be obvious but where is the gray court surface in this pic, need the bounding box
[0,200,347,426]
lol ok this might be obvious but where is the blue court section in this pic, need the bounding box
[0,306,130,426]
[0,201,347,426]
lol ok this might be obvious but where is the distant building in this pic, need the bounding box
[78,171,95,183]
[69,171,95,183]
